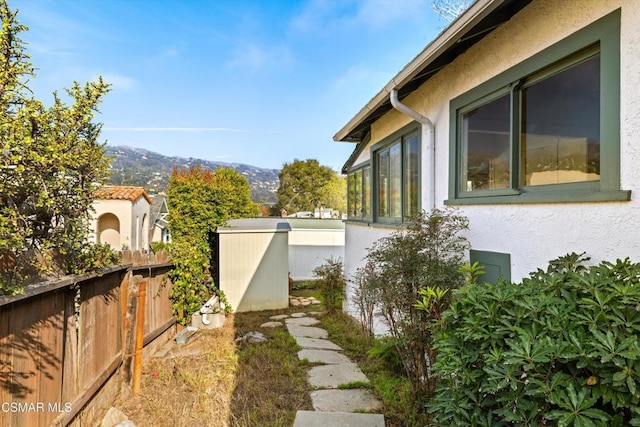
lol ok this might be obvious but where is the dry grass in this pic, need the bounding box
[116,317,239,427]
[115,303,316,427]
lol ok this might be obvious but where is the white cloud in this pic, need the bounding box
[290,0,431,34]
[163,47,180,57]
[98,73,137,91]
[331,64,390,94]
[226,43,294,70]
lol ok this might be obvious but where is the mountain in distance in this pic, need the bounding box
[106,145,279,204]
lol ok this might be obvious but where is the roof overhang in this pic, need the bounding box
[333,0,532,151]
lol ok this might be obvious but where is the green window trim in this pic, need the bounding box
[371,122,422,224]
[446,9,629,206]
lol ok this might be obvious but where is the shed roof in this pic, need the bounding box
[217,218,291,234]
[287,218,345,231]
[94,185,152,204]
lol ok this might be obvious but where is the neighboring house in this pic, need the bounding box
[149,195,171,244]
[91,186,152,252]
[334,0,638,314]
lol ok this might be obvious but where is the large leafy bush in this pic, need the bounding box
[431,253,640,426]
[167,166,257,324]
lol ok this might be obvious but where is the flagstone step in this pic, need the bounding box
[293,410,385,427]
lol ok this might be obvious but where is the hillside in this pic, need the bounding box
[106,145,279,204]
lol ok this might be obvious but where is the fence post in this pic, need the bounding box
[121,274,140,397]
[132,279,147,396]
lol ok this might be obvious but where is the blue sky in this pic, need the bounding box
[12,0,445,172]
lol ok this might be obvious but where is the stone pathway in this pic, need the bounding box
[261,312,385,427]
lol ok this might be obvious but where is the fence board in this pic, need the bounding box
[61,288,79,404]
[0,304,12,427]
[35,290,65,426]
[78,274,121,393]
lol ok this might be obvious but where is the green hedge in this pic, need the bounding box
[431,253,640,426]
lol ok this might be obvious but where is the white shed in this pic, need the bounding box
[216,218,290,312]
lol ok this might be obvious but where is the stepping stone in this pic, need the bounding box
[260,321,282,328]
[293,410,384,427]
[298,349,352,365]
[269,314,289,320]
[301,300,312,306]
[307,311,323,316]
[294,337,342,351]
[308,363,369,388]
[290,300,301,306]
[290,312,307,318]
[286,317,320,326]
[310,389,382,412]
[286,325,328,339]
[310,299,322,305]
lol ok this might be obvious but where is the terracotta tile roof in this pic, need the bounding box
[94,186,152,204]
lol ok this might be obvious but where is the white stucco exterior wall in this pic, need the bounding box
[90,196,150,252]
[343,0,640,303]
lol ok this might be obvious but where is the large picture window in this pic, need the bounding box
[448,10,628,205]
[374,128,420,223]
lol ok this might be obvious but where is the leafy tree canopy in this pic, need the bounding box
[277,159,346,214]
[0,0,113,293]
[166,165,258,323]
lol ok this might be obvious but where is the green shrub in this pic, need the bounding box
[313,257,345,313]
[359,207,469,397]
[150,241,170,253]
[431,253,640,426]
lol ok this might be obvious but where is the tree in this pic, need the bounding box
[432,0,473,23]
[0,0,113,293]
[277,159,346,214]
[167,165,258,323]
[319,174,347,215]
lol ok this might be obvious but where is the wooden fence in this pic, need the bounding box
[0,251,174,427]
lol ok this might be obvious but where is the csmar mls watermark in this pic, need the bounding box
[1,401,72,413]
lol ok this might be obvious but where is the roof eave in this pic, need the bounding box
[333,0,506,143]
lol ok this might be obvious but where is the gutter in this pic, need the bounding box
[389,89,436,211]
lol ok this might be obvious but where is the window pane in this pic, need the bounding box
[347,173,355,217]
[378,150,389,217]
[389,143,402,217]
[354,169,362,218]
[462,94,511,191]
[522,54,600,186]
[404,133,419,218]
[363,165,371,218]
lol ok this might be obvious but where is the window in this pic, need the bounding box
[448,10,628,205]
[374,126,420,223]
[347,165,371,220]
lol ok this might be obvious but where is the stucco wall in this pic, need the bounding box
[131,197,150,251]
[91,197,150,251]
[344,0,640,293]
[91,199,132,250]
[288,228,345,281]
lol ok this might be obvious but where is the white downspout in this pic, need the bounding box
[389,89,436,211]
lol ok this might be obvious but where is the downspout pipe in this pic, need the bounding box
[389,89,436,211]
